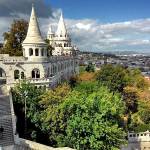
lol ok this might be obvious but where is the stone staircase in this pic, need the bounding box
[0,85,14,147]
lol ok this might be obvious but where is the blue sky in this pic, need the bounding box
[46,0,150,22]
[43,0,150,53]
[1,0,150,53]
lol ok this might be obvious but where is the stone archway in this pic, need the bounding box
[0,68,6,85]
[32,68,40,79]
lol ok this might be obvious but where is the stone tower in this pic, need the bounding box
[22,4,47,61]
[47,25,55,46]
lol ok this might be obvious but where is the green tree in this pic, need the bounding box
[85,62,95,72]
[27,83,71,145]
[96,64,129,93]
[46,82,126,149]
[123,86,138,113]
[12,80,44,139]
[69,76,78,88]
[128,100,150,132]
[1,19,28,56]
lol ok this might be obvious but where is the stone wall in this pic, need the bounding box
[121,131,150,150]
[15,138,75,150]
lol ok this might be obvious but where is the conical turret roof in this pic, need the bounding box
[23,5,46,44]
[56,12,68,37]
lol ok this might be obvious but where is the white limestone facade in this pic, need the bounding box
[47,12,79,56]
[121,131,150,150]
[0,5,79,90]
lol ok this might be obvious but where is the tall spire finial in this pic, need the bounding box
[56,10,68,37]
[60,10,63,17]
[32,0,35,7]
[23,4,46,44]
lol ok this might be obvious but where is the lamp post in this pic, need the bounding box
[24,90,28,138]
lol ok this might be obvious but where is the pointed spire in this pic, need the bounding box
[48,25,54,34]
[56,11,68,37]
[23,4,46,44]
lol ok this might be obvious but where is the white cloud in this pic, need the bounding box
[62,18,150,52]
[1,6,150,53]
[75,23,92,30]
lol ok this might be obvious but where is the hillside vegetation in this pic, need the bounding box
[12,64,150,150]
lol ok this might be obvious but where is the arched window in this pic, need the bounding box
[29,48,33,56]
[58,64,61,72]
[50,65,53,76]
[0,68,5,77]
[14,70,20,79]
[32,69,40,79]
[41,49,44,56]
[52,65,55,74]
[21,72,25,79]
[35,48,39,56]
[0,69,2,77]
[61,63,63,70]
[54,66,57,74]
[47,68,49,77]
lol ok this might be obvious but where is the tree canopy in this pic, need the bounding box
[85,62,95,72]
[1,19,28,56]
[96,64,150,132]
[12,81,126,149]
[11,64,150,149]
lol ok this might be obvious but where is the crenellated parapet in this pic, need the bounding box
[128,131,150,142]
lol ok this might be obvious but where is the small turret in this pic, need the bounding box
[56,12,68,38]
[47,25,55,45]
[22,4,47,61]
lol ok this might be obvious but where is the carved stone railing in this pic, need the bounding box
[3,57,26,64]
[54,36,71,41]
[0,54,9,60]
[48,56,75,62]
[29,78,51,84]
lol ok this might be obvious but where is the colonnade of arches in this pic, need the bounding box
[14,69,40,80]
[28,48,46,57]
[47,61,74,77]
[55,42,71,47]
[13,60,75,80]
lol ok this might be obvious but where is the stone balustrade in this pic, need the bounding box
[54,36,71,41]
[128,130,150,142]
[3,57,26,63]
[0,55,77,63]
[63,47,73,50]
[29,78,51,84]
[48,56,75,62]
[0,54,9,60]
